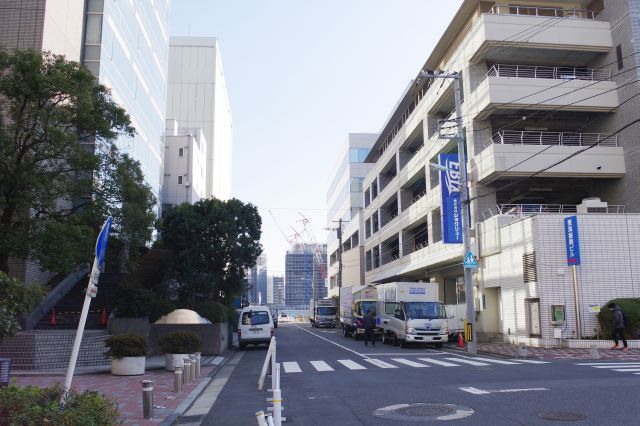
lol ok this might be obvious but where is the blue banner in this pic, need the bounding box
[564,216,581,265]
[439,153,462,244]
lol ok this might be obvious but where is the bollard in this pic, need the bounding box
[142,380,154,419]
[174,366,183,393]
[195,352,201,377]
[589,344,600,360]
[255,411,268,426]
[266,414,275,426]
[183,358,192,385]
[518,342,528,358]
[189,354,196,382]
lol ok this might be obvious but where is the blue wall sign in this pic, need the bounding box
[564,216,581,266]
[439,153,462,244]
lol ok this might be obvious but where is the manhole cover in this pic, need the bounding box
[538,411,587,421]
[374,403,474,422]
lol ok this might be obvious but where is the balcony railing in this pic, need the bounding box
[481,204,626,221]
[488,4,598,20]
[487,64,611,81]
[492,130,618,147]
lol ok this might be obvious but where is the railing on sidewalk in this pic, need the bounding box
[488,4,599,19]
[257,337,283,426]
[481,204,626,221]
[486,64,611,81]
[492,130,618,147]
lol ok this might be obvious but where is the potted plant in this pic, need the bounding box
[104,333,148,376]
[158,331,203,371]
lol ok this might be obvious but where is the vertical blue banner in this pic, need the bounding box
[439,153,462,244]
[564,216,581,265]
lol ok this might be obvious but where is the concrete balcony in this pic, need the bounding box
[468,7,611,63]
[473,130,625,183]
[470,64,618,118]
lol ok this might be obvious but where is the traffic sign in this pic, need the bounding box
[463,251,478,269]
[95,216,113,267]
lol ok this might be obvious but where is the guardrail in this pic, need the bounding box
[492,130,618,147]
[257,337,283,426]
[488,4,598,19]
[481,204,626,220]
[487,64,611,81]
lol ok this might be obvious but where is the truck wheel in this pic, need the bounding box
[400,339,408,348]
[239,343,247,350]
[392,334,399,347]
[342,326,349,337]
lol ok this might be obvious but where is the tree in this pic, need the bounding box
[0,272,45,342]
[0,49,135,273]
[159,198,262,305]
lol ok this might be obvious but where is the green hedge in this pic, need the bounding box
[195,302,234,323]
[104,333,148,358]
[157,331,202,354]
[597,298,640,338]
[0,383,122,425]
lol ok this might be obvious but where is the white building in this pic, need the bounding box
[360,0,640,345]
[325,133,377,296]
[166,36,233,200]
[162,120,207,208]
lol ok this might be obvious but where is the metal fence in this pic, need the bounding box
[488,4,598,20]
[487,64,611,81]
[492,130,618,147]
[481,204,626,221]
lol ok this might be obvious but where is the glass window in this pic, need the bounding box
[349,148,371,163]
[87,0,104,12]
[350,177,363,192]
[178,175,183,185]
[85,14,103,44]
[178,148,184,157]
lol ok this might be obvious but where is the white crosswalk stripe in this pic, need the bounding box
[337,359,367,370]
[282,361,302,373]
[310,360,334,372]
[417,357,460,367]
[576,362,640,377]
[444,357,490,366]
[363,358,398,368]
[391,358,430,368]
[509,359,550,364]
[461,356,521,365]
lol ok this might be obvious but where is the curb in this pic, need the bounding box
[159,349,235,426]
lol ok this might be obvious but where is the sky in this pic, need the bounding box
[169,0,463,273]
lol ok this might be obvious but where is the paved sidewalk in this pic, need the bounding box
[452,342,640,360]
[12,355,227,426]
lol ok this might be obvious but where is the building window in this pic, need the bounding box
[350,177,364,193]
[350,148,370,163]
[178,175,183,185]
[178,148,184,157]
[616,44,623,70]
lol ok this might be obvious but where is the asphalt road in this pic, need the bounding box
[204,322,640,425]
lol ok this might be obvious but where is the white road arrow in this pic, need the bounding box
[460,386,549,395]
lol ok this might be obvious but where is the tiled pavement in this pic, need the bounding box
[471,343,640,360]
[13,357,222,426]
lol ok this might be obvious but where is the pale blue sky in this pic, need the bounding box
[170,0,463,272]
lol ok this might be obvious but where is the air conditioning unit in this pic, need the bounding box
[576,197,608,214]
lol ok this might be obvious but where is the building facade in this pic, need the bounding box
[269,274,285,306]
[166,36,233,200]
[285,244,327,308]
[246,253,267,305]
[360,0,640,344]
[326,133,376,296]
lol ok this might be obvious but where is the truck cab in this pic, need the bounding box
[310,298,337,328]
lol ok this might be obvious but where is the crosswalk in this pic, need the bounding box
[280,356,549,374]
[577,362,640,376]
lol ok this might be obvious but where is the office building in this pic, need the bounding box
[268,274,285,306]
[325,133,376,296]
[361,0,640,345]
[166,37,232,200]
[285,244,327,308]
[246,253,267,305]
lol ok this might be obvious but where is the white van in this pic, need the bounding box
[238,306,274,350]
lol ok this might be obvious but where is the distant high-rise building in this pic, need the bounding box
[270,275,285,306]
[285,244,327,308]
[166,37,232,201]
[246,253,267,305]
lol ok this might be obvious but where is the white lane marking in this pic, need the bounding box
[363,358,398,369]
[460,386,548,395]
[338,359,367,370]
[418,358,459,367]
[458,356,520,365]
[360,352,451,356]
[293,324,365,357]
[591,364,640,368]
[612,368,640,372]
[310,360,334,372]
[211,356,225,365]
[509,359,550,364]
[444,357,489,366]
[577,362,640,366]
[282,362,302,373]
[391,358,430,368]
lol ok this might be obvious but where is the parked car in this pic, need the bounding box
[279,312,290,323]
[238,306,275,350]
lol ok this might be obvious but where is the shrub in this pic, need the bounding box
[0,383,122,425]
[0,272,45,343]
[104,333,148,358]
[149,299,176,323]
[597,298,640,338]
[157,331,202,354]
[196,301,233,323]
[114,281,154,318]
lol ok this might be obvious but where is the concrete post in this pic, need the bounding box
[174,366,183,393]
[142,380,153,419]
[183,358,192,385]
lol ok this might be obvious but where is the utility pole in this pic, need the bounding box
[421,70,477,354]
[325,219,347,291]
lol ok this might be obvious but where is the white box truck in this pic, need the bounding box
[309,298,337,328]
[377,282,449,347]
[340,285,378,339]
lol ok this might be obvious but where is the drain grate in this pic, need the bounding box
[538,411,587,421]
[176,414,205,424]
[374,403,474,422]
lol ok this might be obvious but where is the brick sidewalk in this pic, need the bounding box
[468,343,640,360]
[14,366,213,425]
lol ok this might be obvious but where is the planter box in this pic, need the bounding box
[164,353,189,371]
[111,356,145,376]
[150,323,229,355]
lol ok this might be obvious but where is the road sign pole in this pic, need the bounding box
[572,265,581,339]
